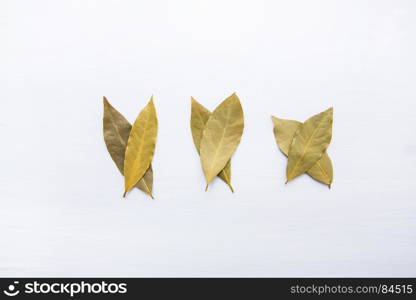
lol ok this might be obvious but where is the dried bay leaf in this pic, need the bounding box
[306,152,333,187]
[103,97,154,198]
[271,117,301,155]
[286,107,333,183]
[134,164,154,196]
[123,97,158,197]
[103,97,131,173]
[190,97,211,151]
[200,93,244,187]
[190,97,234,192]
[271,116,333,186]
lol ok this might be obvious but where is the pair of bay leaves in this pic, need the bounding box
[190,93,244,193]
[103,96,157,198]
[103,93,244,198]
[271,107,334,187]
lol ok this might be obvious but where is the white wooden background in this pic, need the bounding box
[1,0,415,276]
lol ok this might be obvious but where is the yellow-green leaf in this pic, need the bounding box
[271,117,301,155]
[306,152,333,187]
[200,93,244,187]
[134,164,154,197]
[271,116,333,186]
[123,97,158,196]
[190,97,211,152]
[102,97,153,197]
[190,97,234,192]
[286,107,333,183]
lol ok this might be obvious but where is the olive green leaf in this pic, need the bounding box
[123,97,158,197]
[286,107,333,183]
[102,97,153,198]
[271,116,333,186]
[135,164,154,196]
[190,97,211,151]
[190,97,234,192]
[306,152,333,187]
[200,93,244,188]
[271,117,301,155]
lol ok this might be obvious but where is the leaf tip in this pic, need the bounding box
[191,96,200,105]
[229,184,235,193]
[231,92,241,102]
